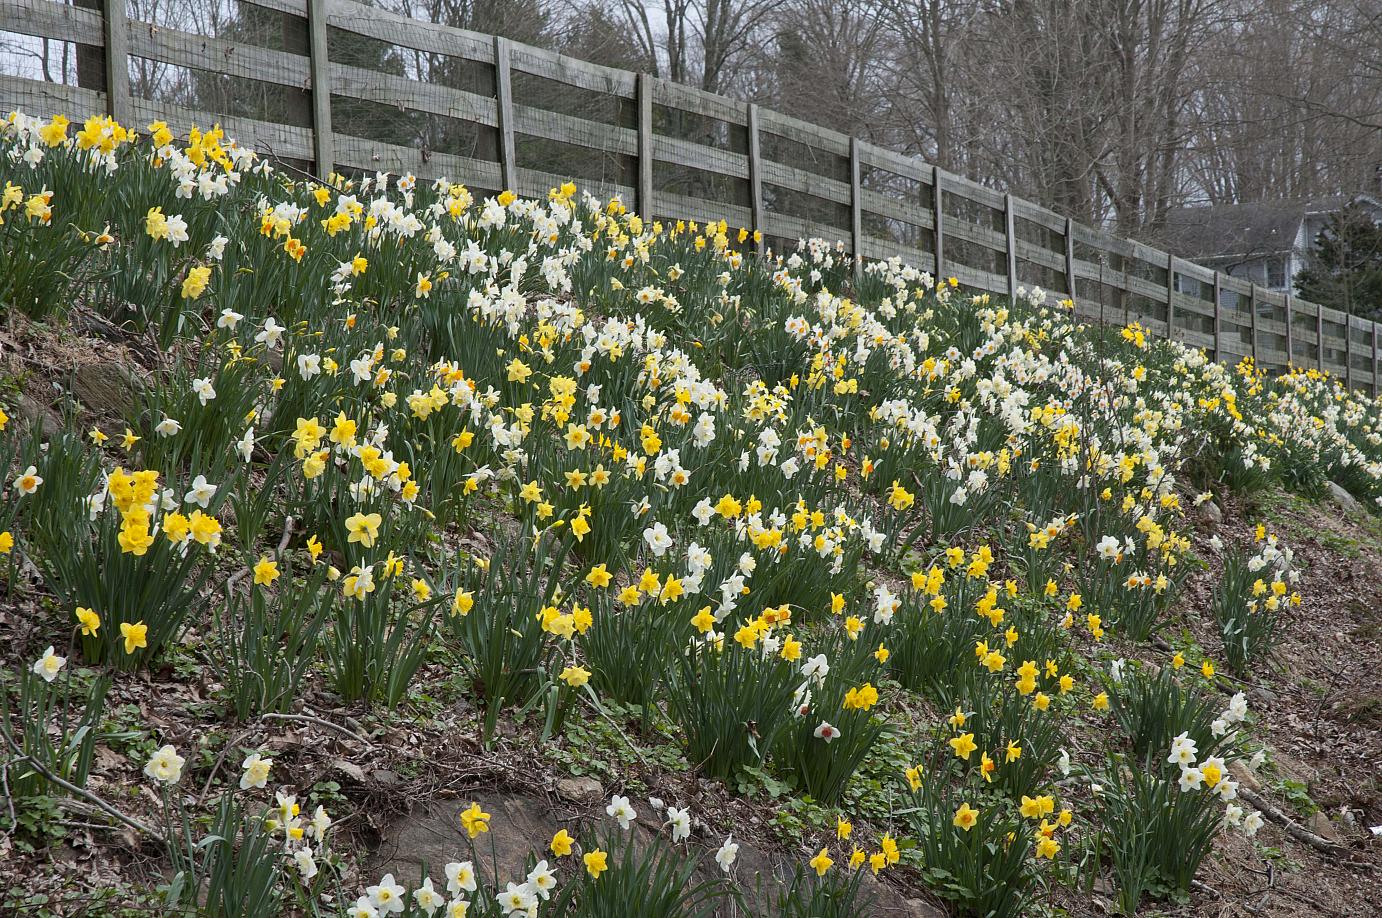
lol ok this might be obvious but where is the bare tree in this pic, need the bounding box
[613,0,784,93]
[879,0,975,170]
[771,0,893,139]
[1185,0,1382,205]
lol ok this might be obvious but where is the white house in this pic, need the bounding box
[1162,194,1382,293]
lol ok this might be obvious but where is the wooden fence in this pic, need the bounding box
[2,0,1379,393]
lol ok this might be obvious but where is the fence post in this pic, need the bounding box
[1316,305,1325,372]
[1064,217,1076,309]
[746,102,764,254]
[1121,256,1130,327]
[493,36,517,193]
[1372,322,1379,397]
[1211,272,1222,365]
[1004,193,1017,301]
[1346,315,1355,390]
[850,138,862,282]
[307,0,333,179]
[637,73,654,220]
[932,165,945,281]
[1284,292,1294,366]
[102,0,130,125]
[1165,253,1176,342]
[1248,283,1259,364]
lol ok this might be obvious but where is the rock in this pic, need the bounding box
[365,790,927,916]
[1327,481,1361,515]
[852,871,920,916]
[1307,810,1343,843]
[371,768,402,788]
[1271,749,1319,787]
[14,392,61,438]
[554,776,603,805]
[905,896,948,918]
[1228,760,1261,792]
[1247,685,1279,706]
[331,759,366,783]
[368,794,562,889]
[1195,500,1223,527]
[72,359,138,416]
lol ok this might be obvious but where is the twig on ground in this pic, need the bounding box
[275,516,295,556]
[262,712,370,745]
[0,734,160,839]
[580,686,648,769]
[1238,786,1347,855]
[197,724,257,806]
[1,759,14,834]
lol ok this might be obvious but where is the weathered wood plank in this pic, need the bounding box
[1004,193,1017,300]
[1283,292,1295,363]
[760,158,851,206]
[942,169,1005,212]
[1313,300,1325,371]
[126,20,310,89]
[324,0,492,63]
[946,260,1008,295]
[127,96,313,159]
[1217,273,1252,298]
[859,186,934,231]
[653,189,751,231]
[652,133,747,179]
[1165,253,1178,341]
[494,36,516,192]
[762,209,850,247]
[245,0,307,15]
[1072,222,1169,270]
[333,131,501,186]
[1064,218,1076,301]
[1256,315,1287,339]
[330,61,496,126]
[860,233,928,265]
[1365,324,1376,392]
[1174,258,1216,285]
[0,0,102,44]
[746,101,763,247]
[307,0,332,176]
[850,137,862,279]
[508,43,634,97]
[511,102,635,155]
[516,107,631,158]
[1248,283,1259,361]
[858,142,933,185]
[105,0,130,124]
[0,73,105,118]
[934,165,946,279]
[1014,237,1066,275]
[1071,258,1170,304]
[651,78,745,125]
[1171,289,1217,319]
[1178,326,1216,351]
[1009,196,1068,235]
[515,165,631,205]
[940,210,1007,255]
[637,72,653,217]
[755,106,850,157]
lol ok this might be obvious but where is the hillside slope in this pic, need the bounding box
[0,112,1379,917]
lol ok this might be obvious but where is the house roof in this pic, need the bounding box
[1161,194,1381,263]
[1162,200,1306,262]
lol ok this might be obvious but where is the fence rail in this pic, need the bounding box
[2,0,1378,393]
